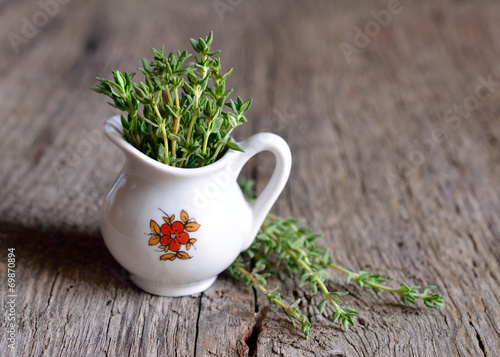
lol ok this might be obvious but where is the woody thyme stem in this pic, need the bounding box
[164,86,174,107]
[234,265,311,337]
[327,263,399,292]
[174,86,180,109]
[153,104,169,164]
[265,229,353,323]
[201,130,210,160]
[274,217,401,295]
[265,213,444,308]
[159,123,169,165]
[171,115,181,165]
[170,88,182,166]
[235,266,290,311]
[181,91,200,167]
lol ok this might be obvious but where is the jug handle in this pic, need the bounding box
[233,133,292,251]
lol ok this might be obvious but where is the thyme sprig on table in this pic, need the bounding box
[230,179,445,338]
[92,32,252,168]
[230,261,312,337]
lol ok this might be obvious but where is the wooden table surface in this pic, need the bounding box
[1,0,500,356]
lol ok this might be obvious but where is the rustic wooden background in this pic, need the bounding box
[1,0,499,356]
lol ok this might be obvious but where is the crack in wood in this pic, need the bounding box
[44,269,60,313]
[133,298,149,357]
[60,314,71,352]
[244,305,268,357]
[469,319,486,356]
[467,232,480,255]
[193,293,203,357]
[104,288,119,354]
[252,286,259,314]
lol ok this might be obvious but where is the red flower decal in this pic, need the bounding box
[160,221,190,252]
[148,209,200,261]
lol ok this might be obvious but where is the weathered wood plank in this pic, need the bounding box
[1,0,500,356]
[252,1,500,356]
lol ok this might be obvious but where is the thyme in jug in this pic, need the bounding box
[92,32,252,168]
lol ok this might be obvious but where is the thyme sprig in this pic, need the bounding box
[92,32,252,168]
[251,214,360,332]
[330,265,445,308]
[230,179,445,338]
[229,260,311,337]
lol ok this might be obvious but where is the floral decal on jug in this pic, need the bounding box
[149,209,200,261]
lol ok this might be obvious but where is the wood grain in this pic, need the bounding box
[1,0,499,356]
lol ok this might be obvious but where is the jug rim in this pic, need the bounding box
[103,115,241,176]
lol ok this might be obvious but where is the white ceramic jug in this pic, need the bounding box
[101,115,292,296]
